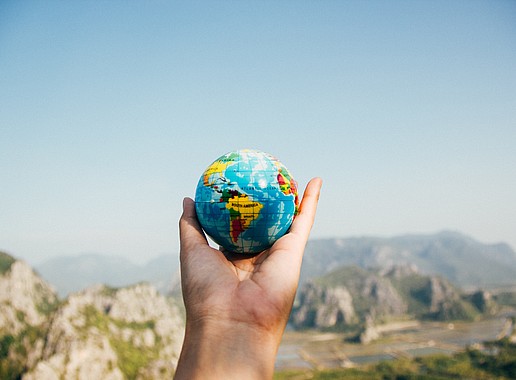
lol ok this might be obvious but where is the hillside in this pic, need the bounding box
[291,265,496,341]
[33,231,516,298]
[24,283,184,379]
[301,231,516,289]
[0,252,184,379]
[0,252,58,379]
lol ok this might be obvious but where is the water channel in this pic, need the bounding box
[275,311,515,371]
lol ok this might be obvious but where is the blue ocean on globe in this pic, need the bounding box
[194,149,299,254]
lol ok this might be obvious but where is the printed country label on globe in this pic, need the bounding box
[195,149,299,254]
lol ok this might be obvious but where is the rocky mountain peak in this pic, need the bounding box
[292,282,356,328]
[0,258,57,335]
[1,252,186,380]
[291,265,488,339]
[25,283,184,380]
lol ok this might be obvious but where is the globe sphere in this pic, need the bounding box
[194,149,299,254]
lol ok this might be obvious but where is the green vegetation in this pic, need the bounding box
[83,305,110,334]
[0,252,15,275]
[111,336,157,380]
[0,336,23,380]
[389,272,480,321]
[0,335,14,359]
[112,318,155,331]
[274,339,516,380]
[101,285,120,297]
[0,325,48,380]
[275,368,379,380]
[389,273,431,313]
[34,287,60,317]
[82,305,160,380]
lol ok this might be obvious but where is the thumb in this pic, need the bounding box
[179,197,208,257]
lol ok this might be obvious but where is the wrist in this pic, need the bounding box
[174,318,280,379]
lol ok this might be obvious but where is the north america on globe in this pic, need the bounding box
[194,149,299,254]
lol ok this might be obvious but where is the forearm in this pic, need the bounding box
[174,320,280,380]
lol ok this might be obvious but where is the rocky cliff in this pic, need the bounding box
[0,252,184,380]
[0,255,57,335]
[292,266,407,329]
[0,252,58,378]
[24,283,184,380]
[291,265,495,339]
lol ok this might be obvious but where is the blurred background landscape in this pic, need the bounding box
[1,1,515,378]
[2,230,516,378]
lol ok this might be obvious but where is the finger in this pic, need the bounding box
[289,177,323,242]
[258,178,322,283]
[179,197,208,257]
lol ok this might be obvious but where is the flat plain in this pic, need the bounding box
[275,310,515,371]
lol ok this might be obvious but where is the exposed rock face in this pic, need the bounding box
[0,256,58,379]
[360,275,407,318]
[24,283,184,380]
[292,266,408,330]
[359,315,380,344]
[292,265,485,337]
[0,260,57,335]
[293,283,356,328]
[1,252,186,379]
[429,276,458,314]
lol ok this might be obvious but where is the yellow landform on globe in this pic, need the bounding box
[225,193,264,243]
[202,155,238,186]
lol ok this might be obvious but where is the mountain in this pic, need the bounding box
[0,252,185,379]
[36,253,180,297]
[300,231,516,289]
[34,231,516,298]
[1,252,58,379]
[291,264,496,342]
[24,283,184,380]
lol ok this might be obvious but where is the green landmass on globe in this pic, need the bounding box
[195,149,299,254]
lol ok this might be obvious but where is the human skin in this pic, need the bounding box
[174,177,322,380]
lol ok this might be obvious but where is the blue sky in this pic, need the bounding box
[1,1,515,264]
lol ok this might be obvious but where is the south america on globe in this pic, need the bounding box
[194,149,299,254]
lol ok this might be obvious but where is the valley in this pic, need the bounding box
[276,310,515,371]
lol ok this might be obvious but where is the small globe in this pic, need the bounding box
[195,149,299,254]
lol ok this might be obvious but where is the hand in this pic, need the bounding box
[174,177,322,380]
